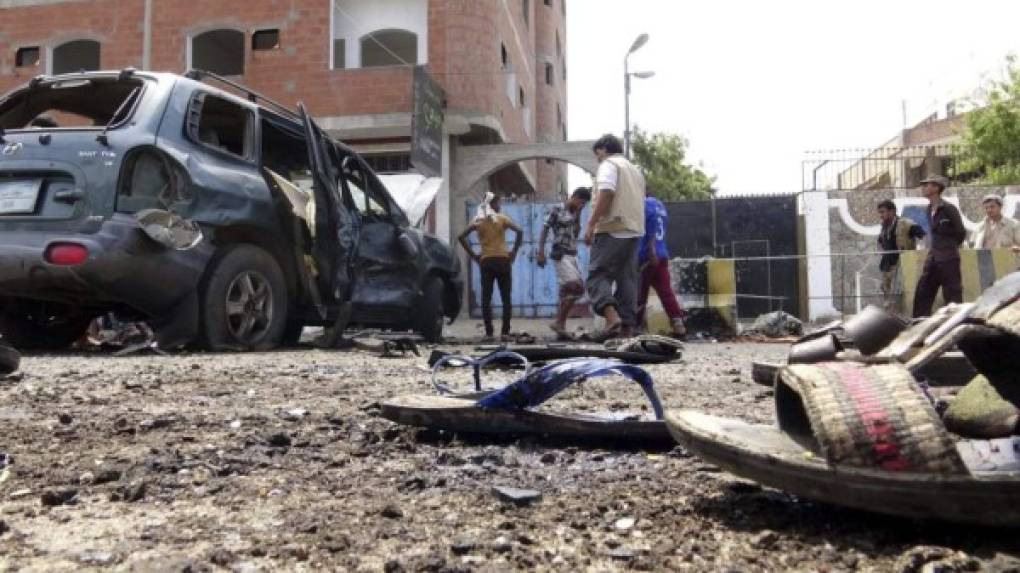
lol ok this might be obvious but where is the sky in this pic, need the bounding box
[565,0,1020,195]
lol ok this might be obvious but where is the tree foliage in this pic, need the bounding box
[958,56,1020,185]
[630,127,715,201]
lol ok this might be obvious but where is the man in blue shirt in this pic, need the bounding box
[637,190,686,337]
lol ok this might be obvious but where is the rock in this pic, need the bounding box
[122,481,147,503]
[752,529,778,549]
[614,517,636,531]
[78,550,118,566]
[229,420,242,429]
[609,548,636,561]
[491,537,512,554]
[384,560,406,573]
[40,489,77,506]
[208,548,236,567]
[380,504,404,519]
[451,538,476,555]
[539,452,557,464]
[58,413,73,425]
[281,544,309,561]
[516,533,536,546]
[895,545,966,573]
[94,469,122,484]
[265,433,292,447]
[0,519,8,537]
[492,486,542,506]
[79,471,95,485]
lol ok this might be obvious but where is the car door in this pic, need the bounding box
[341,155,422,321]
[297,103,357,304]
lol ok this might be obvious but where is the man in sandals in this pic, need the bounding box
[583,134,646,340]
[913,176,966,318]
[537,187,591,339]
[458,193,523,342]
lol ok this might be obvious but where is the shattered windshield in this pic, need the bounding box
[0,77,144,130]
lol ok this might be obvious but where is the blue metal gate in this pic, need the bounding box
[465,201,591,318]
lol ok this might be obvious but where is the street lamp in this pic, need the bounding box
[624,33,653,158]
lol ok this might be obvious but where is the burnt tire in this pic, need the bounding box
[0,309,90,351]
[200,245,288,351]
[417,276,446,343]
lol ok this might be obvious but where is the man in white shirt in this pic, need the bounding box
[970,194,1020,252]
[582,134,646,340]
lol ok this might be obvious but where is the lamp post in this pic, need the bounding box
[624,33,653,158]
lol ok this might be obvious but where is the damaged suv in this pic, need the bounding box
[0,69,462,350]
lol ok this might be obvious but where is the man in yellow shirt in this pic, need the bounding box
[458,193,523,341]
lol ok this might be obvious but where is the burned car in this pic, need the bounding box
[0,69,462,350]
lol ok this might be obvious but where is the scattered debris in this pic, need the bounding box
[742,311,804,339]
[492,486,542,506]
[40,489,78,507]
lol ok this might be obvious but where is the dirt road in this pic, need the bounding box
[1,342,1017,571]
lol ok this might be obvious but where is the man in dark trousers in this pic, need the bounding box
[912,176,967,318]
[876,199,925,312]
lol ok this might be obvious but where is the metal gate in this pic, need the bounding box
[465,201,591,319]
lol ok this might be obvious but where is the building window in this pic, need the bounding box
[51,40,100,75]
[562,61,566,80]
[191,29,244,76]
[556,31,561,57]
[333,39,346,69]
[501,42,509,68]
[15,46,40,68]
[519,86,526,108]
[251,29,280,51]
[522,0,530,27]
[545,63,554,85]
[361,29,417,67]
[544,0,552,5]
[363,153,411,174]
[557,103,562,127]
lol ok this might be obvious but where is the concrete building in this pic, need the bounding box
[0,0,571,242]
[835,109,966,191]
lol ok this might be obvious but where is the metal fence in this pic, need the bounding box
[802,145,965,192]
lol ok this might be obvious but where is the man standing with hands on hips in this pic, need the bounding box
[912,176,966,318]
[583,134,646,341]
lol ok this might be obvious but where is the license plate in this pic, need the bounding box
[0,180,41,215]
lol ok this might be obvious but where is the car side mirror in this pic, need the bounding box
[398,231,419,258]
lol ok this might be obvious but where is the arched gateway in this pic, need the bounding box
[453,140,599,197]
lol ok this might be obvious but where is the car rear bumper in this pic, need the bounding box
[0,214,214,316]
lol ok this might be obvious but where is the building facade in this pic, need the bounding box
[0,0,570,241]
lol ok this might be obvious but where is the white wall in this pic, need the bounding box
[332,0,428,69]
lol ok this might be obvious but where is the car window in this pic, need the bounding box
[188,93,253,159]
[0,77,144,130]
[341,156,384,216]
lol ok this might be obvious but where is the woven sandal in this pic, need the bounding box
[668,360,1020,525]
[382,358,672,445]
[668,272,1020,524]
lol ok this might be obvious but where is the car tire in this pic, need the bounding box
[0,309,91,351]
[417,276,446,343]
[200,245,288,351]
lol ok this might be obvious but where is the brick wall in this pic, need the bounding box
[0,0,555,149]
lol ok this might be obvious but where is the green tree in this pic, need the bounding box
[630,127,715,201]
[957,55,1020,184]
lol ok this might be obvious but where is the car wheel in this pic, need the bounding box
[201,245,288,351]
[0,308,91,351]
[417,276,445,343]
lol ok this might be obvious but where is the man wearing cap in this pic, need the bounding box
[970,194,1020,252]
[913,176,967,318]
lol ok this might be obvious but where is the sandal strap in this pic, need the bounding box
[779,362,967,474]
[477,358,665,420]
[431,351,530,394]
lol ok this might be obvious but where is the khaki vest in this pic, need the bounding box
[895,217,919,251]
[595,156,646,235]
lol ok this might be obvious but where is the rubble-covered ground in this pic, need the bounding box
[1,341,1019,572]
